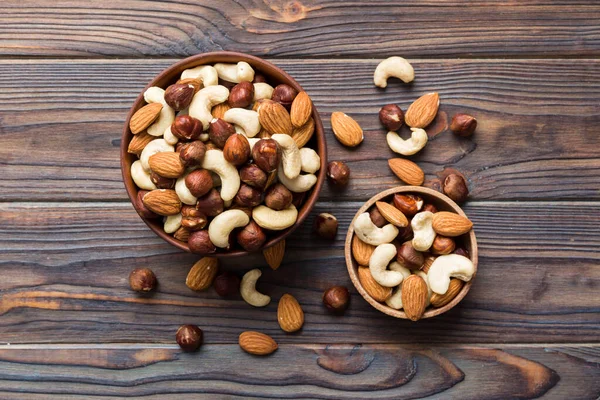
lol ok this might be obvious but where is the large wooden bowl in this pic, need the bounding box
[345,186,478,319]
[121,52,327,257]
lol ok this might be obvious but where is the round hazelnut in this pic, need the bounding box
[176,324,203,352]
[454,247,470,258]
[396,241,424,269]
[252,73,267,83]
[322,286,350,313]
[379,104,404,131]
[150,172,175,189]
[129,268,157,292]
[443,174,469,204]
[228,81,254,108]
[195,189,224,217]
[181,206,207,231]
[239,163,267,189]
[252,139,281,173]
[171,115,203,140]
[205,142,219,151]
[188,230,216,254]
[164,83,195,111]
[393,194,423,217]
[223,134,250,166]
[272,84,298,109]
[208,118,235,148]
[213,272,241,296]
[291,192,305,208]
[423,178,443,193]
[264,183,292,210]
[135,190,160,219]
[422,203,438,213]
[432,235,456,255]
[369,206,387,228]
[236,220,266,252]
[450,113,477,137]
[396,224,414,242]
[326,161,350,187]
[185,169,213,197]
[234,184,262,207]
[179,141,206,167]
[313,213,338,240]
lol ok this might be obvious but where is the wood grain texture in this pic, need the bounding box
[1,201,598,344]
[0,1,599,58]
[0,59,598,201]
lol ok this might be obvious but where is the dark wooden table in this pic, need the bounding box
[0,1,599,398]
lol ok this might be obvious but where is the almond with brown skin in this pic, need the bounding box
[173,226,191,242]
[277,294,304,333]
[263,240,285,270]
[405,92,439,129]
[186,257,218,291]
[388,158,425,186]
[259,100,293,135]
[128,132,155,154]
[430,278,464,307]
[290,91,312,128]
[148,152,185,179]
[291,117,315,148]
[211,102,231,119]
[239,331,278,356]
[176,78,202,93]
[142,189,182,216]
[357,266,392,302]
[432,212,473,237]
[129,103,163,134]
[352,235,375,266]
[331,112,363,147]
[421,256,436,274]
[401,274,428,321]
[375,201,408,227]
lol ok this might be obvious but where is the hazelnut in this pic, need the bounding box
[379,104,404,131]
[164,83,195,111]
[188,230,216,254]
[423,178,443,193]
[369,207,387,228]
[129,268,157,292]
[326,161,350,187]
[171,115,203,140]
[252,139,281,173]
[223,134,250,166]
[313,213,338,240]
[195,189,224,217]
[234,184,262,208]
[239,163,267,189]
[209,118,235,148]
[175,142,185,154]
[396,224,414,242]
[176,324,203,352]
[179,141,206,167]
[450,113,477,137]
[443,174,469,204]
[252,73,267,83]
[185,169,213,197]
[422,203,438,213]
[205,142,218,151]
[173,226,191,242]
[228,81,254,108]
[264,183,292,210]
[229,205,253,219]
[322,286,350,313]
[135,190,160,219]
[236,221,266,252]
[393,194,423,217]
[213,272,241,296]
[432,235,456,255]
[181,206,207,231]
[272,84,298,109]
[454,247,470,258]
[291,192,305,208]
[150,172,175,189]
[396,241,424,269]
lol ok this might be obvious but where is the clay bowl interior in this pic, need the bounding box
[121,51,327,257]
[345,186,478,319]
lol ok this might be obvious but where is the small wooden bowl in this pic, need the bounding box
[345,186,478,319]
[121,52,327,257]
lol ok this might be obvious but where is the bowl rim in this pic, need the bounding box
[344,186,478,319]
[121,51,327,258]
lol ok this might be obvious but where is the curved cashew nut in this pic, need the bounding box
[272,134,301,179]
[411,211,436,251]
[277,168,317,193]
[240,269,271,307]
[428,254,475,295]
[143,87,176,137]
[131,160,157,190]
[384,262,412,309]
[369,244,404,287]
[208,209,250,248]
[353,213,399,246]
[387,128,428,156]
[223,108,261,138]
[175,173,197,205]
[200,149,240,202]
[181,65,219,87]
[140,139,174,172]
[252,205,298,231]
[189,85,230,130]
[373,56,415,88]
[164,213,182,234]
[414,270,433,307]
[253,82,274,101]
[247,138,260,152]
[214,62,254,83]
[299,148,320,173]
[163,126,179,145]
[199,133,210,142]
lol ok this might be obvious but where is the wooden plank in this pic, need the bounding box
[0,343,598,399]
[1,201,599,344]
[0,59,598,201]
[0,1,598,58]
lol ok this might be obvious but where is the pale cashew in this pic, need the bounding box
[234,124,246,135]
[163,126,179,145]
[428,254,475,295]
[277,168,317,193]
[143,87,176,137]
[164,213,182,234]
[387,128,428,156]
[240,269,270,307]
[253,82,274,101]
[385,262,412,309]
[140,139,174,172]
[201,149,240,202]
[214,62,254,83]
[175,173,198,205]
[272,134,301,179]
[189,85,230,130]
[223,108,261,138]
[252,205,298,231]
[131,160,156,190]
[369,244,404,287]
[299,148,320,174]
[414,270,433,307]
[411,211,436,252]
[353,213,399,246]
[200,133,210,142]
[373,56,415,87]
[181,65,219,86]
[208,209,250,248]
[247,138,260,152]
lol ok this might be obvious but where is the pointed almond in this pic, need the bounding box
[357,266,392,302]
[430,278,464,307]
[352,235,375,266]
[388,158,425,186]
[142,189,182,216]
[259,100,293,135]
[211,102,231,119]
[405,92,439,128]
[290,91,312,128]
[421,256,436,274]
[186,257,219,291]
[291,117,314,148]
[177,77,202,94]
[263,239,285,270]
[129,103,163,134]
[277,294,304,333]
[148,152,185,178]
[401,274,428,321]
[375,201,408,227]
[239,331,278,356]
[128,132,156,154]
[331,112,363,147]
[432,212,473,237]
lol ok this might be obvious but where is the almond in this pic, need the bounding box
[211,102,231,119]
[421,256,436,274]
[290,91,312,128]
[173,226,191,242]
[128,132,155,154]
[291,117,314,148]
[277,294,304,332]
[129,103,163,134]
[239,331,278,356]
[142,189,182,216]
[176,78,202,94]
[388,158,425,186]
[186,257,219,291]
[357,266,392,302]
[258,128,272,139]
[263,239,285,270]
[331,112,363,147]
[405,92,439,128]
[259,100,293,135]
[432,211,473,237]
[430,278,464,307]
[148,152,185,179]
[375,201,408,227]
[401,274,428,321]
[352,235,375,266]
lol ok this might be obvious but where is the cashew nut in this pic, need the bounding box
[240,269,270,307]
[373,56,415,87]
[247,138,260,152]
[163,126,179,145]
[175,173,197,205]
[384,262,412,309]
[411,211,436,252]
[277,168,317,193]
[164,213,182,234]
[252,205,298,231]
[143,87,176,137]
[369,244,404,287]
[223,108,261,138]
[299,147,320,173]
[214,62,254,83]
[140,139,174,172]
[387,128,428,156]
[189,85,230,130]
[131,160,156,190]
[414,270,433,307]
[253,82,274,101]
[272,134,301,179]
[428,254,475,295]
[201,149,240,202]
[208,209,250,248]
[353,213,399,246]
[200,133,210,142]
[181,65,218,86]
